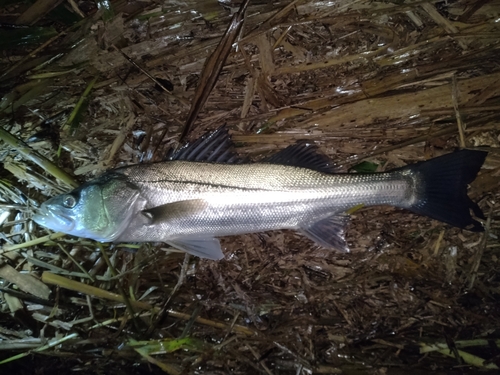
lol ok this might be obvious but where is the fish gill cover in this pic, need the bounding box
[0,0,500,374]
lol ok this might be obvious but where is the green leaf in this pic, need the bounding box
[350,161,379,173]
[128,337,204,355]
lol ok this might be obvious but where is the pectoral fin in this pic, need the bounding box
[168,238,224,260]
[142,199,208,225]
[301,214,350,252]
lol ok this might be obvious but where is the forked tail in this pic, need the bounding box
[404,149,487,231]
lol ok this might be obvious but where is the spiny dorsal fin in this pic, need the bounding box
[265,141,338,173]
[167,126,243,164]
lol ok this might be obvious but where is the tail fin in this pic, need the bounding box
[405,150,487,232]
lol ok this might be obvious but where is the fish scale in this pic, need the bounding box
[112,161,412,242]
[33,127,487,260]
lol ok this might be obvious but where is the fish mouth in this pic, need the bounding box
[33,206,75,232]
[32,212,47,225]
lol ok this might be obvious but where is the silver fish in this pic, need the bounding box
[33,127,487,259]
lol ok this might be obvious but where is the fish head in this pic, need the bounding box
[33,174,143,241]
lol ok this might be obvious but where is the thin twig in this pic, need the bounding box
[468,204,493,289]
[452,74,466,148]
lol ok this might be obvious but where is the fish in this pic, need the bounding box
[33,127,488,260]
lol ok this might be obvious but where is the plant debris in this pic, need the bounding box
[1,0,500,374]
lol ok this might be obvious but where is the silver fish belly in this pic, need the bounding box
[33,127,487,260]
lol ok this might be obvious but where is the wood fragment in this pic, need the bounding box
[179,0,250,142]
[0,264,50,299]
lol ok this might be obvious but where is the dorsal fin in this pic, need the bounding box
[265,141,338,173]
[167,126,243,163]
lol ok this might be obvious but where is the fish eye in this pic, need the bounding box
[62,194,77,208]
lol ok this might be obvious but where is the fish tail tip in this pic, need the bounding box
[407,149,487,231]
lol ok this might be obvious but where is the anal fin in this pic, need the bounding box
[300,214,350,252]
[167,238,224,260]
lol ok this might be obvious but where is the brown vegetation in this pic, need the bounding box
[0,0,499,374]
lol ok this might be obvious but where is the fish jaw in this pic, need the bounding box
[33,202,76,233]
